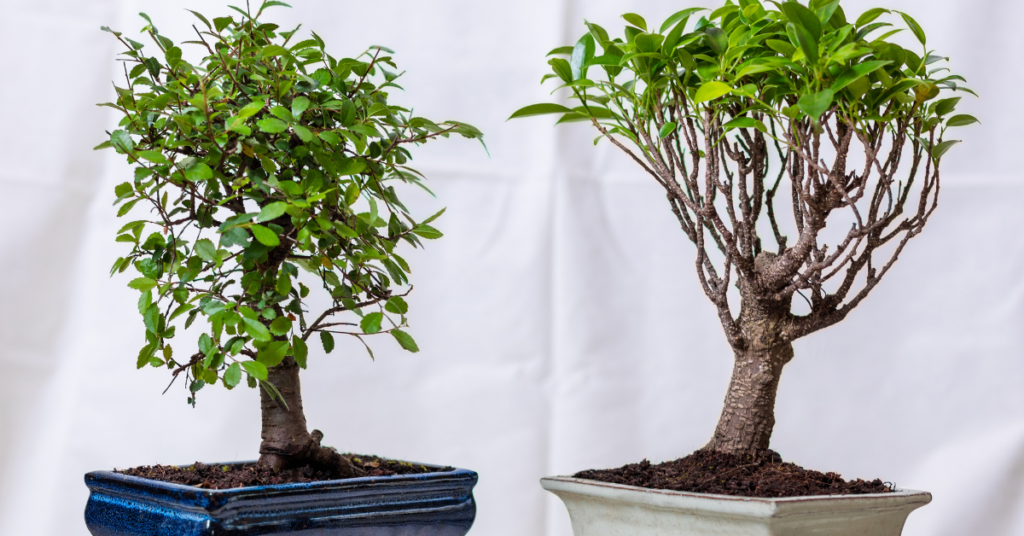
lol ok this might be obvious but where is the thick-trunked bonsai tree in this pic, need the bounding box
[514,0,975,533]
[87,3,483,535]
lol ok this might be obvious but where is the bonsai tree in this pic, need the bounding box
[512,0,975,455]
[95,1,483,476]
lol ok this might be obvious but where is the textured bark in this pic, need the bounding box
[705,271,795,455]
[258,356,364,478]
[705,342,793,454]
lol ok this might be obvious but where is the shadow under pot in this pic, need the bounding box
[84,461,478,536]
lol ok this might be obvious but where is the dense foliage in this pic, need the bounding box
[512,0,976,346]
[514,0,975,145]
[97,2,482,405]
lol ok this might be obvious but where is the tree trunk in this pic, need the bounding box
[704,342,793,454]
[258,356,364,478]
[705,273,795,455]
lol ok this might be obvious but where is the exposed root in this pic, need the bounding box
[259,429,366,479]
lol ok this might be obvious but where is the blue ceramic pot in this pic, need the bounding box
[84,461,477,536]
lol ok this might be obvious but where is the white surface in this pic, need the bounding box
[541,477,930,536]
[0,1,1021,535]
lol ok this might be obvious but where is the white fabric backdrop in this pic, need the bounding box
[0,0,1021,534]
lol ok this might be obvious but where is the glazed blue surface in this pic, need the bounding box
[84,461,477,536]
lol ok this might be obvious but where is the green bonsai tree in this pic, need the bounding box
[96,1,483,476]
[512,0,975,455]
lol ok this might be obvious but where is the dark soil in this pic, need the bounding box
[117,455,450,490]
[574,450,892,498]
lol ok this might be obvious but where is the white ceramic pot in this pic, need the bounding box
[541,476,930,536]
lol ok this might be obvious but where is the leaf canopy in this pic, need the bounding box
[99,1,476,404]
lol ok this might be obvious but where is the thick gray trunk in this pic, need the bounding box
[704,342,793,454]
[705,274,794,455]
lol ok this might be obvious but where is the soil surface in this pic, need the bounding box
[574,450,891,498]
[117,455,449,489]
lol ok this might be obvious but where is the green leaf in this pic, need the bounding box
[184,162,214,182]
[136,343,156,369]
[276,272,292,295]
[320,331,335,353]
[508,103,574,120]
[137,150,168,164]
[270,316,293,337]
[831,61,891,92]
[622,13,648,31]
[292,336,308,368]
[932,139,960,159]
[360,312,384,334]
[704,27,728,55]
[128,278,157,291]
[213,16,233,32]
[422,207,446,225]
[258,341,289,368]
[547,46,575,56]
[262,45,289,58]
[935,97,961,117]
[694,81,733,103]
[946,114,979,127]
[333,222,358,238]
[293,125,314,143]
[659,122,678,139]
[766,39,796,57]
[291,96,310,118]
[226,116,252,136]
[250,224,280,246]
[660,7,706,33]
[319,130,341,145]
[899,12,926,45]
[391,329,419,352]
[243,317,273,342]
[723,117,768,133]
[259,1,292,13]
[585,21,606,47]
[169,303,195,321]
[198,333,215,356]
[257,118,289,133]
[115,182,134,201]
[780,1,821,40]
[787,22,819,64]
[195,239,217,262]
[412,225,443,239]
[856,8,890,27]
[570,34,596,80]
[258,202,288,223]
[237,99,265,119]
[111,130,134,153]
[223,363,242,388]
[242,361,268,381]
[385,296,409,315]
[187,10,211,29]
[798,89,834,121]
[336,157,367,176]
[548,58,573,83]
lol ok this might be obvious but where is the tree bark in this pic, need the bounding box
[705,269,795,455]
[258,356,364,478]
[704,342,793,454]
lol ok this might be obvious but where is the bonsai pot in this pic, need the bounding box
[84,461,477,536]
[541,476,930,536]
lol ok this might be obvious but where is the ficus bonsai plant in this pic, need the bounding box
[95,1,483,479]
[513,0,975,460]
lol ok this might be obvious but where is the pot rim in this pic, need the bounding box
[87,459,477,496]
[541,475,931,518]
